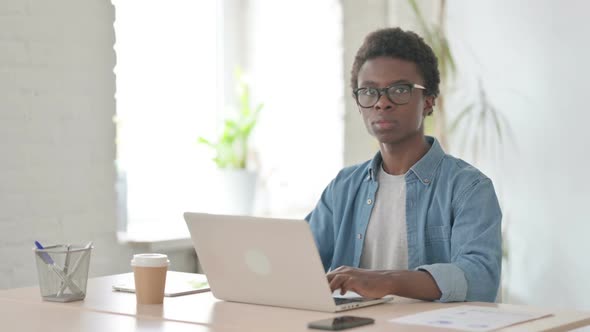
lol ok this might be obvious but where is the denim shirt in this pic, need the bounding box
[305,136,502,302]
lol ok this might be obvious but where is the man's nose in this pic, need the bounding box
[374,93,393,111]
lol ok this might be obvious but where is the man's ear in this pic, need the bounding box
[423,96,436,116]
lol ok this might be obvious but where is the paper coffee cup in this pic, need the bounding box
[131,253,169,304]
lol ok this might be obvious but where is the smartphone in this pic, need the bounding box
[308,316,375,330]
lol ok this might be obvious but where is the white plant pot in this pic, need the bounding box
[216,169,257,215]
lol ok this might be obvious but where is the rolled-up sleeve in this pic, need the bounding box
[417,263,468,302]
[417,177,502,302]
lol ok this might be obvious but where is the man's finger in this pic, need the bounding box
[329,266,346,274]
[329,274,348,292]
[326,271,336,282]
[340,276,358,295]
[327,266,349,281]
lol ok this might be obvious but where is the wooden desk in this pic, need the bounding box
[0,297,209,332]
[1,272,589,332]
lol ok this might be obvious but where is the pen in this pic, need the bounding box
[63,244,71,276]
[65,241,93,277]
[57,244,71,297]
[57,241,93,295]
[35,241,83,295]
[34,241,55,265]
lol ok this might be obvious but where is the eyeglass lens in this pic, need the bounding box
[356,84,412,107]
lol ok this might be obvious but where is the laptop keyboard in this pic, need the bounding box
[333,297,369,305]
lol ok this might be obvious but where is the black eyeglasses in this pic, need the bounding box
[353,83,426,108]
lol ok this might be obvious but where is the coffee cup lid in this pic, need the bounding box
[131,253,170,267]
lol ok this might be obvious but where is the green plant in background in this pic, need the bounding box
[408,0,514,159]
[408,0,455,148]
[198,69,263,169]
[407,0,516,300]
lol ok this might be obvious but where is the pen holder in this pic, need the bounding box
[33,244,93,302]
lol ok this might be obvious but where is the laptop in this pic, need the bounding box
[183,212,394,312]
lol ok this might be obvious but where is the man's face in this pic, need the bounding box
[356,56,434,145]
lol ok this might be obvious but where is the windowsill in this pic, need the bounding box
[117,210,310,252]
[117,226,193,252]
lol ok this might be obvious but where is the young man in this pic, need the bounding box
[306,27,502,303]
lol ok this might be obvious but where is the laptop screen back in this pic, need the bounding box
[184,212,338,311]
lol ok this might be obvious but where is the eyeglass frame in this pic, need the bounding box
[353,83,427,108]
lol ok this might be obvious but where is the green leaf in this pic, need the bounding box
[487,103,504,145]
[253,103,264,117]
[449,103,475,133]
[198,66,263,169]
[408,0,434,44]
[478,105,488,159]
[241,120,256,138]
[440,38,456,77]
[197,136,213,146]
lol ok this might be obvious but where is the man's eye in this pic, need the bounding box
[360,88,378,96]
[391,86,410,94]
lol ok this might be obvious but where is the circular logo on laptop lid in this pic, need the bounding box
[244,249,271,276]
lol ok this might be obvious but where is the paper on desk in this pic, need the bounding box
[112,272,210,297]
[390,305,552,332]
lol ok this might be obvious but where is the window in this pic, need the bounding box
[114,0,220,236]
[246,0,344,217]
[114,0,343,237]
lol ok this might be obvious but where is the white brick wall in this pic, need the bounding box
[0,0,135,289]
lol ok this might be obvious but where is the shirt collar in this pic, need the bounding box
[367,136,445,185]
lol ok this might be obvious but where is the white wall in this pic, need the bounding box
[0,0,127,288]
[445,1,590,309]
[0,0,197,289]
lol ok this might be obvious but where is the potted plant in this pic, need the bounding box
[198,69,263,215]
[407,0,515,302]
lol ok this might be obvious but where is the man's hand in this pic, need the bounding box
[327,266,395,298]
[327,266,442,301]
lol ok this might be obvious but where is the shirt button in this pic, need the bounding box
[357,234,362,239]
[424,179,430,184]
[367,199,372,205]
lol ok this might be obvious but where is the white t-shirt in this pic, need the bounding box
[359,164,408,270]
